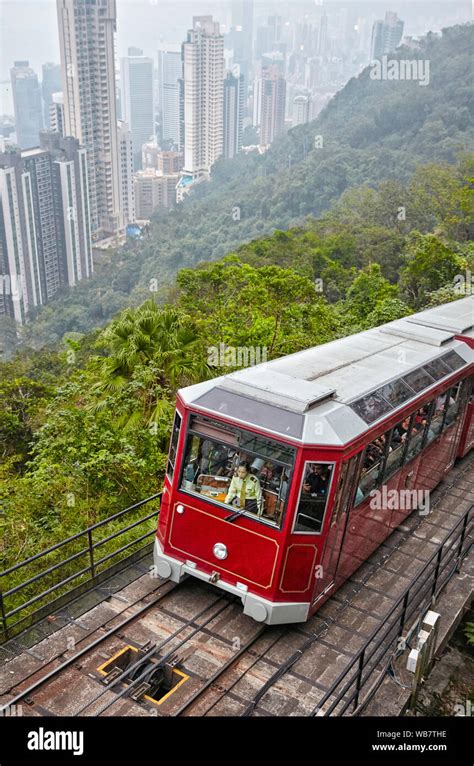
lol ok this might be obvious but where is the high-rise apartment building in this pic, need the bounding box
[259,66,286,147]
[229,0,253,89]
[56,0,125,235]
[157,44,182,147]
[182,16,224,180]
[120,48,154,170]
[117,120,135,225]
[223,71,244,159]
[0,132,92,324]
[371,12,404,59]
[292,94,310,126]
[10,61,44,150]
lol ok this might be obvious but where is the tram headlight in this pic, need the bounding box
[213,543,228,560]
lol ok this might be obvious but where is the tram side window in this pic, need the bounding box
[425,392,449,444]
[166,412,182,480]
[180,416,295,527]
[355,432,389,505]
[294,463,334,533]
[352,379,468,506]
[404,404,432,462]
[444,382,463,426]
[383,418,410,479]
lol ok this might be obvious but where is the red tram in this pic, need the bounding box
[154,297,474,624]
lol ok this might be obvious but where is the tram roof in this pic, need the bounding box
[179,296,474,446]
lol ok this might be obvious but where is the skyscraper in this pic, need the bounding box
[120,48,154,170]
[229,0,253,88]
[318,12,329,57]
[231,0,253,45]
[35,131,93,287]
[10,61,44,149]
[256,14,282,58]
[371,12,405,60]
[56,0,124,235]
[223,71,244,159]
[117,121,135,226]
[157,44,182,147]
[259,66,286,147]
[41,63,62,128]
[252,75,262,127]
[0,132,92,324]
[182,16,224,180]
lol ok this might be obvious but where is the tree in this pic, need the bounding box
[90,300,210,428]
[399,233,467,307]
[345,263,398,321]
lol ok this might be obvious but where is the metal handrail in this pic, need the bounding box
[315,503,473,716]
[0,492,162,642]
[1,492,162,578]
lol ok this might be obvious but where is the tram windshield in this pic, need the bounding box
[180,414,295,527]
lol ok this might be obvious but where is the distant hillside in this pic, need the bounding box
[9,23,474,352]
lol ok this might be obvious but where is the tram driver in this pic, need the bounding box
[225,460,264,516]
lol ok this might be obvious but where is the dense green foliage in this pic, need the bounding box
[1,26,473,630]
[6,23,472,353]
[1,154,472,578]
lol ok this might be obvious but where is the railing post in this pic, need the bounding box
[431,546,443,602]
[455,511,469,573]
[0,591,9,641]
[353,648,365,711]
[87,529,96,580]
[399,589,410,636]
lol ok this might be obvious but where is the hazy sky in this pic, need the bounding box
[0,0,471,112]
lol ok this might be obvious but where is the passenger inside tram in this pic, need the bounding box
[354,385,463,504]
[305,463,330,495]
[294,462,333,532]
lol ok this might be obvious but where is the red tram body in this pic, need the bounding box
[456,328,474,457]
[154,297,474,624]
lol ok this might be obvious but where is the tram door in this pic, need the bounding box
[312,454,360,605]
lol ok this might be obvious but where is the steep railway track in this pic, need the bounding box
[1,454,472,718]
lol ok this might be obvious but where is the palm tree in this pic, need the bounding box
[89,301,211,429]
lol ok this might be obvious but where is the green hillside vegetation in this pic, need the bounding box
[3,23,472,354]
[1,154,473,581]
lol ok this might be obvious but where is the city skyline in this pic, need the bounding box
[1,0,472,325]
[0,1,471,86]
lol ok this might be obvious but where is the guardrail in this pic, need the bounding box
[315,503,473,716]
[0,492,162,643]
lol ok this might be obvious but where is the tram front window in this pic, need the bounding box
[180,415,295,527]
[294,462,334,533]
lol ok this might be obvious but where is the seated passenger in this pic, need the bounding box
[200,440,228,475]
[225,461,264,516]
[259,461,274,485]
[364,443,383,468]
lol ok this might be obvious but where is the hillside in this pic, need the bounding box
[2,148,473,574]
[2,23,473,355]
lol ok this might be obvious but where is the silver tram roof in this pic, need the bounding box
[179,297,474,446]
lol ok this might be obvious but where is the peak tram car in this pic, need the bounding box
[154,297,474,624]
